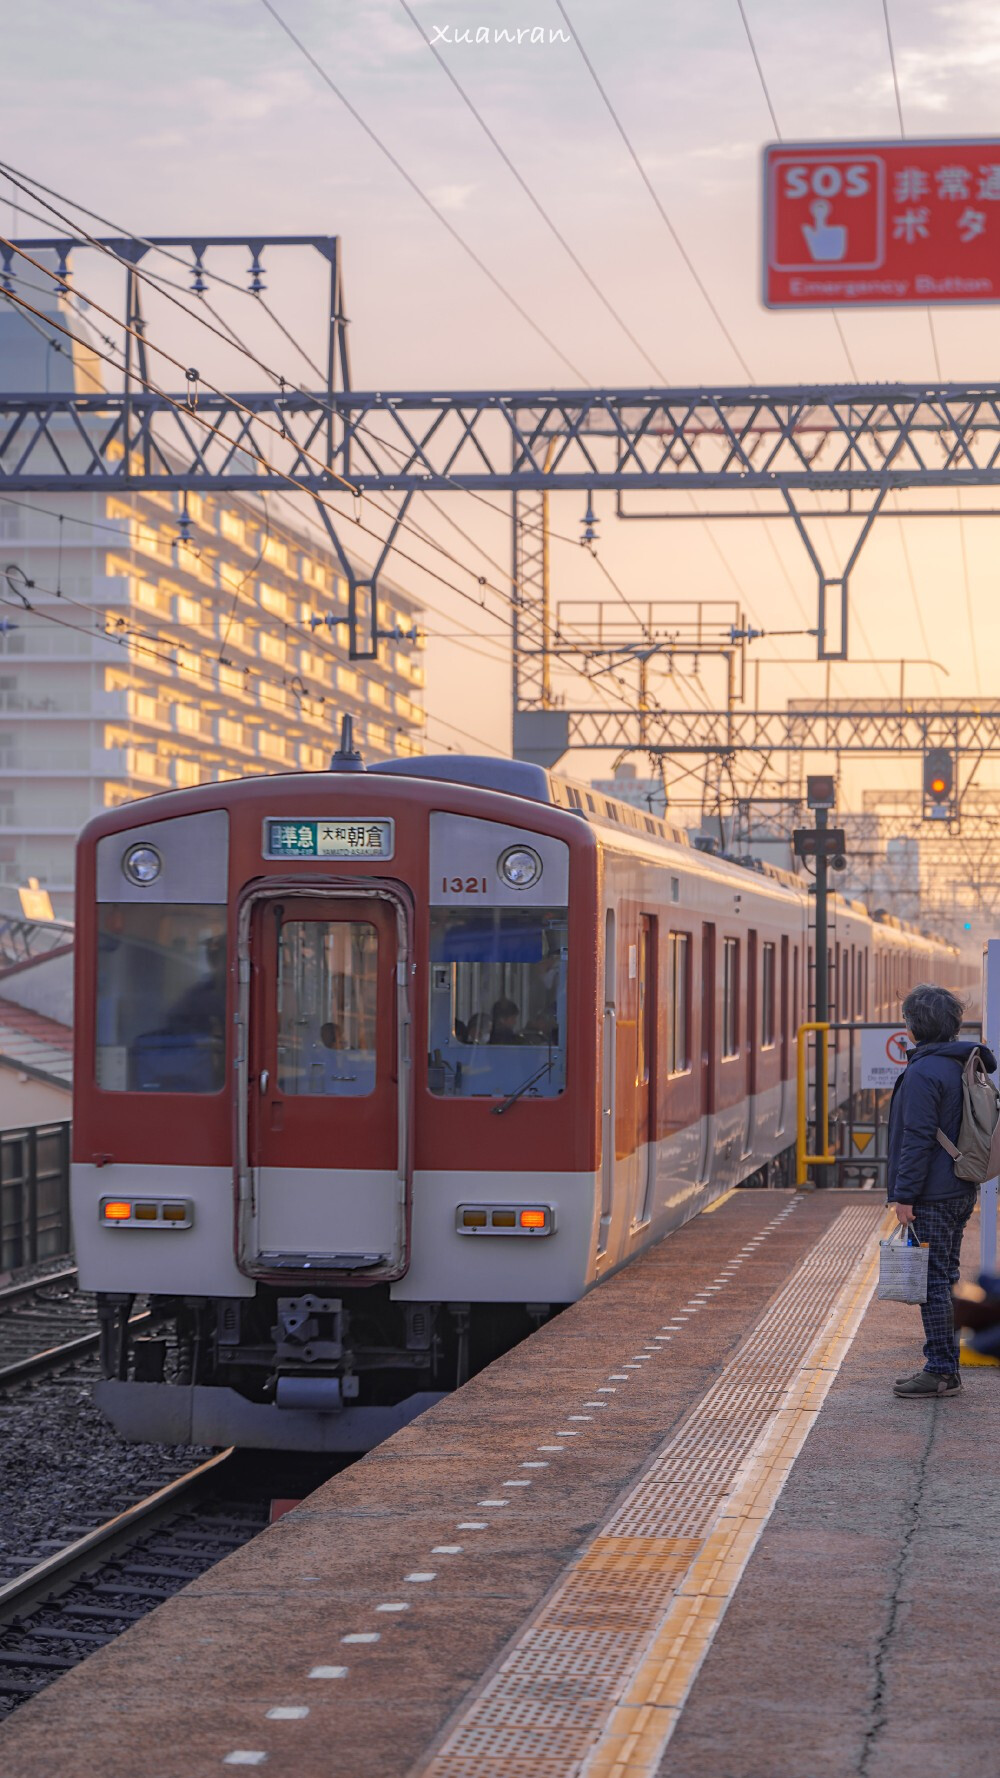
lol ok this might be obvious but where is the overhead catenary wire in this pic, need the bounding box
[256,0,585,381]
[0,263,528,636]
[2,165,814,738]
[0,160,784,720]
[734,0,859,377]
[878,1,978,692]
[0,192,623,712]
[554,0,753,381]
[395,0,668,382]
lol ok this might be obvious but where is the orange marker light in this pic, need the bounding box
[520,1209,546,1229]
[104,1201,132,1221]
[161,1204,187,1222]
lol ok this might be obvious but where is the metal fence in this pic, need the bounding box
[0,1122,71,1272]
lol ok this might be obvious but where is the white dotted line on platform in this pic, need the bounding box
[221,1195,802,1765]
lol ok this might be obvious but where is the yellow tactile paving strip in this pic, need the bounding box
[417,1203,887,1778]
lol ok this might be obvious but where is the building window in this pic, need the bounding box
[722,938,740,1059]
[761,943,776,1048]
[667,931,691,1073]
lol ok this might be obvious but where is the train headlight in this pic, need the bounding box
[498,845,542,890]
[122,843,162,886]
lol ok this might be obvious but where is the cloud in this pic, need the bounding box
[428,182,476,211]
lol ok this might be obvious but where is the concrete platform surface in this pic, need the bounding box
[0,1188,993,1777]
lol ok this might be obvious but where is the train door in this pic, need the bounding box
[241,890,411,1279]
[778,935,789,1135]
[599,909,616,1252]
[744,929,758,1158]
[636,914,658,1226]
[698,922,716,1182]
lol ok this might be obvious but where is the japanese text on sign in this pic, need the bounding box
[763,140,1000,307]
[860,1027,910,1090]
[263,818,394,861]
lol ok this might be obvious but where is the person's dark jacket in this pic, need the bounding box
[887,1040,998,1205]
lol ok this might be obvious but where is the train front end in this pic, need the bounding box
[72,762,599,1450]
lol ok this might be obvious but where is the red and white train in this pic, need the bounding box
[72,747,974,1449]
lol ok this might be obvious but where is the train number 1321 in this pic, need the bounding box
[442,876,488,893]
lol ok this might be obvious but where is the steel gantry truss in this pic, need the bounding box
[7,370,1000,660]
[513,700,1000,765]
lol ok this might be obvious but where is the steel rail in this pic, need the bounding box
[0,1266,78,1314]
[0,1447,236,1626]
[0,1308,151,1389]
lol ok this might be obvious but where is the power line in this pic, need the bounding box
[396,0,668,382]
[0,173,547,630]
[0,167,767,735]
[0,265,522,630]
[734,1,860,378]
[257,0,585,380]
[877,4,978,690]
[0,163,768,722]
[882,0,906,136]
[554,0,753,379]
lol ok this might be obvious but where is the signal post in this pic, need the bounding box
[794,775,847,1185]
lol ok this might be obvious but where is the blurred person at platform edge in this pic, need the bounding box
[887,983,994,1399]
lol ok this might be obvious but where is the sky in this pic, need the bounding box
[4,0,1000,798]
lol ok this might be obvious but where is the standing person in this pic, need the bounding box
[888,982,996,1399]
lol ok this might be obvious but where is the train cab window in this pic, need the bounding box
[722,937,740,1059]
[95,905,227,1093]
[276,919,378,1096]
[761,942,776,1048]
[667,931,691,1073]
[428,906,568,1099]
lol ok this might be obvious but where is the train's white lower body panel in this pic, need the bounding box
[72,1084,795,1302]
[72,1163,253,1297]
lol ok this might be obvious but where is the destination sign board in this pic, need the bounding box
[763,139,1000,307]
[263,818,394,861]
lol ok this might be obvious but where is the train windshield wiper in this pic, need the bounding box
[491,1059,553,1115]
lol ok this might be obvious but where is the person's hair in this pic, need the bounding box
[491,997,519,1020]
[901,982,964,1044]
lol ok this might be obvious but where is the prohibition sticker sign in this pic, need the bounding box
[860,1026,910,1088]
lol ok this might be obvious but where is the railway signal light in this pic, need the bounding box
[923,747,956,819]
[806,774,836,810]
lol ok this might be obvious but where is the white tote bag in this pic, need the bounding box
[877,1225,929,1304]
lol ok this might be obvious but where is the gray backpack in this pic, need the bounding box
[935,1048,1000,1184]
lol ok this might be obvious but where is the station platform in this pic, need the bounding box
[2,1187,996,1778]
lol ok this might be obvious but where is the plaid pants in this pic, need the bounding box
[911,1192,978,1374]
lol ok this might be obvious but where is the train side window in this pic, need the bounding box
[722,937,740,1059]
[95,904,227,1094]
[761,942,776,1048]
[667,931,691,1073]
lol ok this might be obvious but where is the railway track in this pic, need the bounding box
[0,1266,150,1389]
[0,1448,267,1715]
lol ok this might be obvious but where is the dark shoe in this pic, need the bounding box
[894,1370,961,1398]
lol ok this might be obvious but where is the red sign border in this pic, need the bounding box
[761,136,1000,310]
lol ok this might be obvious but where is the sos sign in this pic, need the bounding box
[763,138,1000,308]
